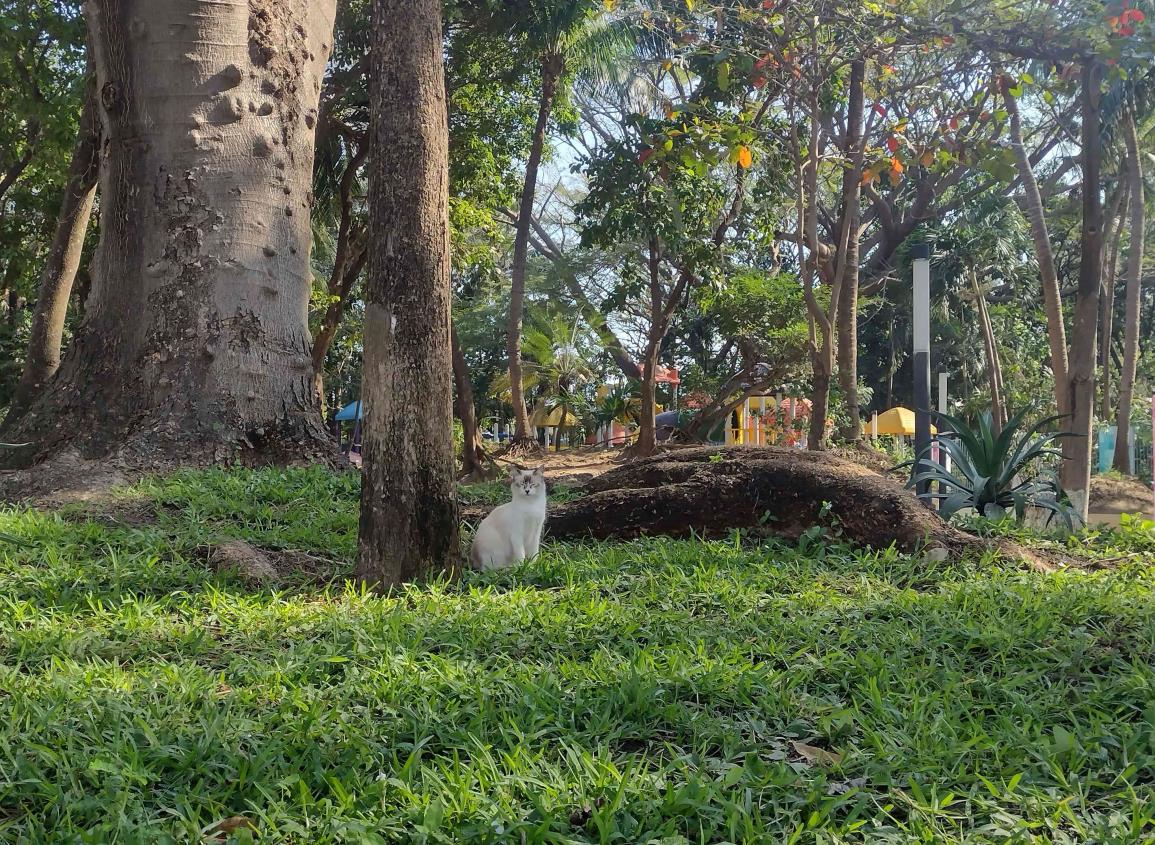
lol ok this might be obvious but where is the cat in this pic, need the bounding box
[470,467,547,570]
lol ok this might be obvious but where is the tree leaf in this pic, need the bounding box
[737,145,753,169]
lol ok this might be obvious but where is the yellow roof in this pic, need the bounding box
[530,403,579,427]
[864,407,937,436]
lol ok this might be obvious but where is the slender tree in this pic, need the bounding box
[356,0,459,587]
[1113,109,1145,471]
[6,69,100,424]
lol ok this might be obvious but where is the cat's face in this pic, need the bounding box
[510,467,545,497]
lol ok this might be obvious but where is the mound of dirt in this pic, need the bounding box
[462,446,1056,570]
[1090,475,1153,515]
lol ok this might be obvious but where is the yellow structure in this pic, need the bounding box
[725,393,810,446]
[863,407,937,437]
[529,403,579,428]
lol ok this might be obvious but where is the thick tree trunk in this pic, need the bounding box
[356,0,459,588]
[835,60,865,443]
[1003,76,1070,417]
[507,54,563,446]
[6,74,101,426]
[1065,62,1104,522]
[2,0,337,468]
[972,272,1005,431]
[1100,181,1128,421]
[1113,111,1144,473]
[451,321,488,478]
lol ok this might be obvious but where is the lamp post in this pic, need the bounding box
[912,244,932,498]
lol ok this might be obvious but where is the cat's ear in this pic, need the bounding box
[509,467,520,480]
[534,466,545,477]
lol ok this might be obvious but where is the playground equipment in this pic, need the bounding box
[724,393,813,446]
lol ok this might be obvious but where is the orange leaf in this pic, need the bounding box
[886,136,899,153]
[890,156,904,173]
[737,145,753,169]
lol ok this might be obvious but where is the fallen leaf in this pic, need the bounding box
[204,816,256,839]
[791,740,843,766]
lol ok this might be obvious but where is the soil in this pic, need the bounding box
[1089,475,1153,515]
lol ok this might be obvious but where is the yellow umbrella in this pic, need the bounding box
[863,407,937,436]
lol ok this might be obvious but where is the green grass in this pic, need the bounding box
[1,468,1153,843]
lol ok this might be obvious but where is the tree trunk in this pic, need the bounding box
[2,0,337,468]
[635,354,659,457]
[6,74,100,426]
[972,271,1005,431]
[310,244,367,402]
[835,59,865,443]
[356,0,459,588]
[1100,180,1128,421]
[1065,61,1104,522]
[451,321,488,478]
[1002,75,1070,417]
[1113,110,1144,473]
[507,53,563,447]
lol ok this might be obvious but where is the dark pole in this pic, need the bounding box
[912,244,932,499]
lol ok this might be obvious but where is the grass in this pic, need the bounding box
[0,468,1153,844]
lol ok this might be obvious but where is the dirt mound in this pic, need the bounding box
[1090,475,1153,515]
[532,446,1054,570]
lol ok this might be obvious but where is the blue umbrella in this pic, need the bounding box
[335,400,362,421]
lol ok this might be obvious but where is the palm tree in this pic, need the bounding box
[485,0,634,449]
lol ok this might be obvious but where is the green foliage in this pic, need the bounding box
[1,467,1154,842]
[909,410,1076,528]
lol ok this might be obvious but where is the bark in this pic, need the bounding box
[1002,75,1070,417]
[1113,110,1145,473]
[507,53,564,446]
[451,321,488,478]
[835,59,865,443]
[6,73,101,425]
[1065,61,1104,522]
[2,0,338,468]
[1100,180,1128,421]
[356,0,459,588]
[971,271,1005,431]
[808,97,836,454]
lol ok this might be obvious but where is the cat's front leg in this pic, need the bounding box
[524,519,543,559]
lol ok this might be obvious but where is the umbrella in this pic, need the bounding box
[335,400,362,422]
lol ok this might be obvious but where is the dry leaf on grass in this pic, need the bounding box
[203,816,256,839]
[790,740,843,766]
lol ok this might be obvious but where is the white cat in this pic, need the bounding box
[470,467,547,570]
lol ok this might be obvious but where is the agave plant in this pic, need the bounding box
[907,409,1075,530]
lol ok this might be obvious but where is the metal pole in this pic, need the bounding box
[912,244,932,498]
[938,372,950,474]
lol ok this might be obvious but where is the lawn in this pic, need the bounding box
[1,468,1153,844]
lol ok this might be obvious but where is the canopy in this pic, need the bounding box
[864,407,936,436]
[335,400,362,422]
[530,403,579,427]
